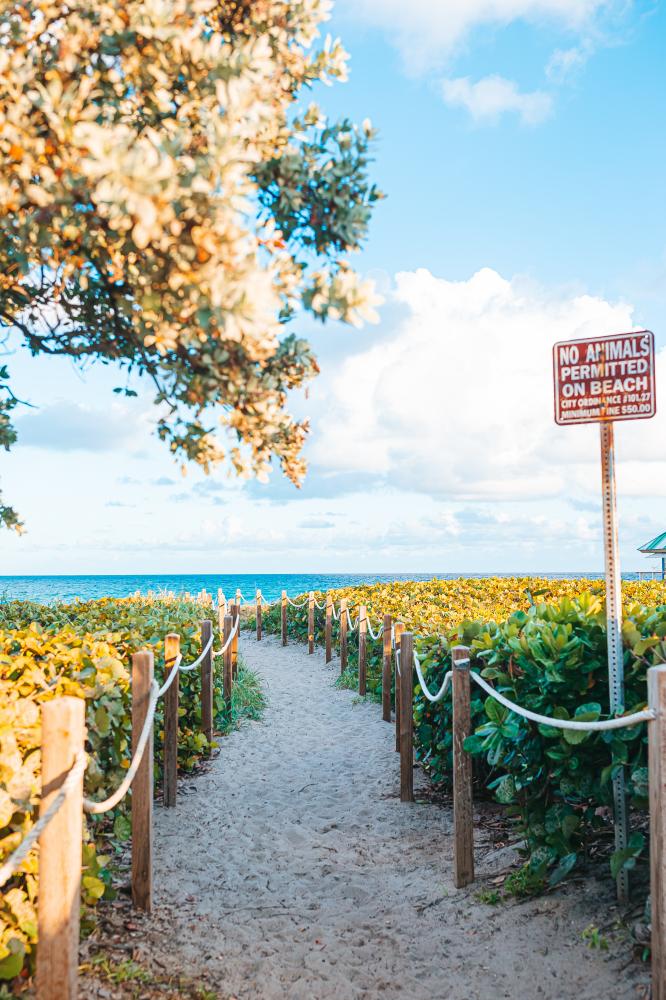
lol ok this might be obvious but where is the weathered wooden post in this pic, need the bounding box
[256,590,262,641]
[452,645,474,888]
[223,614,233,703]
[394,622,405,753]
[235,587,242,608]
[163,632,180,808]
[217,589,227,632]
[231,601,240,678]
[382,614,393,723]
[358,605,367,696]
[200,619,213,748]
[649,664,666,999]
[131,651,154,911]
[399,631,414,802]
[340,598,348,673]
[281,590,288,646]
[308,591,315,654]
[325,593,333,663]
[36,696,86,1000]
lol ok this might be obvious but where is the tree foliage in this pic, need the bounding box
[0,0,382,528]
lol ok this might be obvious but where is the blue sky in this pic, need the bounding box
[2,0,665,575]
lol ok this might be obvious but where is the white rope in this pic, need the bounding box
[332,605,340,621]
[0,751,87,888]
[366,618,385,641]
[177,632,214,673]
[395,647,401,678]
[314,598,326,610]
[157,654,182,697]
[413,651,452,703]
[84,682,160,814]
[286,596,309,608]
[469,671,655,731]
[212,615,240,657]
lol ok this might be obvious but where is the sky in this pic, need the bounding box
[2,0,665,576]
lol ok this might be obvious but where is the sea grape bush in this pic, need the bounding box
[0,596,264,981]
[259,578,666,883]
[416,592,666,884]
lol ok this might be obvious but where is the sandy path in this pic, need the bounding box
[141,634,648,1000]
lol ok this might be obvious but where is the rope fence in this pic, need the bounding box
[255,584,666,998]
[7,584,666,998]
[1,595,248,999]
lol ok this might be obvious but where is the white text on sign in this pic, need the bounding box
[552,331,656,425]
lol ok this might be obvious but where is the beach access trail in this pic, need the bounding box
[138,634,647,1000]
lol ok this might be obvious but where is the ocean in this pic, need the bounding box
[0,571,653,605]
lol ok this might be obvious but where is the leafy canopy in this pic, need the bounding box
[0,0,382,529]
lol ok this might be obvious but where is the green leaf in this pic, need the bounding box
[562,726,592,745]
[610,832,645,879]
[630,766,649,797]
[485,697,507,725]
[548,852,578,886]
[574,702,602,720]
[113,813,131,842]
[0,940,25,981]
[493,774,516,804]
[462,734,485,754]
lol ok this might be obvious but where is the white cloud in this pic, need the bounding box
[15,400,145,452]
[546,44,590,82]
[441,75,553,124]
[311,267,666,504]
[344,0,615,69]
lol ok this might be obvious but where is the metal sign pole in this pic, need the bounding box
[599,421,629,904]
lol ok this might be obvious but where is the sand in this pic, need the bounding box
[131,634,649,1000]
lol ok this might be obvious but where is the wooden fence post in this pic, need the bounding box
[452,645,474,887]
[231,602,240,678]
[200,619,213,748]
[308,591,315,654]
[358,605,367,696]
[649,664,666,1000]
[36,696,85,1000]
[223,614,233,703]
[235,587,242,607]
[399,631,414,802]
[256,590,262,641]
[340,598,348,674]
[325,593,333,663]
[217,590,226,632]
[131,651,154,911]
[281,590,288,646]
[394,622,405,752]
[163,632,180,808]
[382,614,393,723]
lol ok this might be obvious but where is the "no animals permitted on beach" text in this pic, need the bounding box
[553,330,656,426]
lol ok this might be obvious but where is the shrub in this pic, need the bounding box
[260,579,666,884]
[0,596,264,981]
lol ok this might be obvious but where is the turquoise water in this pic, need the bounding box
[0,571,649,605]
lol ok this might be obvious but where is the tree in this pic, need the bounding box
[0,0,382,530]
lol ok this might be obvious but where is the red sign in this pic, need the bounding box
[553,330,656,425]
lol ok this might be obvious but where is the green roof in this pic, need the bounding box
[639,531,666,554]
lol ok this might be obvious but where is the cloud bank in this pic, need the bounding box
[310,267,666,503]
[441,75,553,124]
[345,0,615,68]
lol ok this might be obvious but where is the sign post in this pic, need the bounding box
[553,330,656,904]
